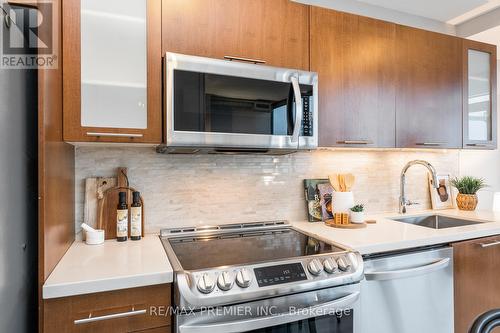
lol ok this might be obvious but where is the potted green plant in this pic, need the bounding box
[450,176,487,211]
[350,204,365,223]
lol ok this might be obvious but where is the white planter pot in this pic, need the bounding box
[332,192,354,213]
[350,211,365,224]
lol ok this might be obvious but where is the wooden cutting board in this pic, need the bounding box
[97,168,145,240]
[325,220,367,229]
[98,168,128,239]
[84,177,116,229]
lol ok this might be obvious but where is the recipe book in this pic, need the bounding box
[303,179,331,222]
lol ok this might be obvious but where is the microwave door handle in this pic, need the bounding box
[290,75,303,143]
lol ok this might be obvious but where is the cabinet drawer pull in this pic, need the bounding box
[86,132,144,138]
[223,55,266,64]
[337,140,373,145]
[478,240,500,248]
[74,308,147,325]
[466,143,490,147]
[415,142,445,146]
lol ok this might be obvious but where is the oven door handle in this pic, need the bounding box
[178,291,359,333]
[364,257,450,281]
[290,75,303,144]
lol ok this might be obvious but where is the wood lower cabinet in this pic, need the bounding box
[162,0,310,70]
[44,284,172,333]
[396,25,463,149]
[452,236,500,333]
[311,8,396,148]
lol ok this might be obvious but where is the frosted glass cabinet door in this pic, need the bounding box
[463,41,497,149]
[81,0,147,129]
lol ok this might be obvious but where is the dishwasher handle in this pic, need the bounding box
[364,257,450,281]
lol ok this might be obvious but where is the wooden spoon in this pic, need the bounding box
[337,174,343,192]
[329,174,340,192]
[344,173,355,192]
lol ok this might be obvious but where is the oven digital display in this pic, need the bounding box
[254,263,307,287]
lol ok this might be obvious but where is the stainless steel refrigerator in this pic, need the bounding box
[0,16,38,333]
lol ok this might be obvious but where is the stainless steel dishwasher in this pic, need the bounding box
[361,246,454,333]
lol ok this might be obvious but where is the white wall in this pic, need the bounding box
[293,0,456,35]
[459,60,500,210]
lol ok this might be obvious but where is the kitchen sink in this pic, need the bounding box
[390,214,484,229]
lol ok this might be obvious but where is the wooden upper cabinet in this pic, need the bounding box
[395,26,463,148]
[452,236,500,333]
[62,0,162,143]
[162,0,310,70]
[311,8,397,147]
[463,40,497,149]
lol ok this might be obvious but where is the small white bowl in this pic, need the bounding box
[85,230,105,245]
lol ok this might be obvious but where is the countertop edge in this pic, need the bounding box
[42,235,174,299]
[42,271,173,299]
[350,228,500,255]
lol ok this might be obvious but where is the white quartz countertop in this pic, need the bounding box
[43,235,173,299]
[292,209,500,255]
[43,209,500,299]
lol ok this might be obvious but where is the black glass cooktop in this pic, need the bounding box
[164,228,343,271]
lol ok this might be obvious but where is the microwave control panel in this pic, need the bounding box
[302,95,313,137]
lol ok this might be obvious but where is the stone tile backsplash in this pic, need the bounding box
[75,147,459,234]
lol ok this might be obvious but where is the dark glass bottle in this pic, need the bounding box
[116,192,128,242]
[130,191,142,241]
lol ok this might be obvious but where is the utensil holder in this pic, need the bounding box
[332,192,354,213]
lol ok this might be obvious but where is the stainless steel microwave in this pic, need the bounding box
[158,52,318,154]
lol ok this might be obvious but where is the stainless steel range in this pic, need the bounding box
[160,221,364,333]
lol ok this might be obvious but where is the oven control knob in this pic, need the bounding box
[217,271,235,291]
[197,273,215,294]
[337,257,351,272]
[307,259,323,276]
[323,257,338,274]
[236,269,252,288]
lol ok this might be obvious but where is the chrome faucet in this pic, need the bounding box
[399,160,439,214]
